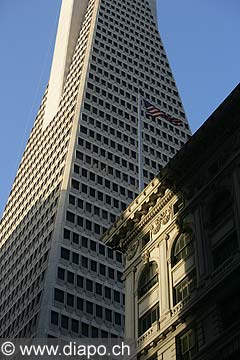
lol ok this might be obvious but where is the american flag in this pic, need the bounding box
[144,99,183,126]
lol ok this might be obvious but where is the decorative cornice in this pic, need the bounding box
[126,240,139,261]
[151,207,171,235]
[111,189,175,252]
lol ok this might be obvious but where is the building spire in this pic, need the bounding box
[43,0,88,129]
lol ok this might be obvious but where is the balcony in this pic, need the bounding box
[137,321,160,348]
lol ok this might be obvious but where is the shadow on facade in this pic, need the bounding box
[102,83,240,360]
[0,184,60,338]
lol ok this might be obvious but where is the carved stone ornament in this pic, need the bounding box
[151,207,171,234]
[141,250,150,264]
[151,217,161,234]
[161,208,171,225]
[126,240,139,260]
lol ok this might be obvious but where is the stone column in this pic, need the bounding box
[194,206,207,279]
[125,266,137,339]
[159,236,170,322]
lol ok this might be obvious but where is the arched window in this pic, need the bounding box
[138,262,158,298]
[173,232,193,266]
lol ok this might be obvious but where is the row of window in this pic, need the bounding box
[73,162,142,188]
[81,105,136,139]
[96,10,163,62]
[90,44,182,118]
[59,248,122,284]
[82,95,185,149]
[54,288,123,326]
[95,0,189,145]
[78,133,137,161]
[2,312,39,339]
[76,147,136,174]
[91,44,183,120]
[50,311,120,337]
[1,110,70,239]
[63,228,123,263]
[83,82,187,172]
[88,57,182,121]
[66,210,107,236]
[73,163,136,189]
[71,178,136,201]
[80,120,136,147]
[100,0,155,29]
[0,204,54,281]
[0,241,49,305]
[57,267,123,300]
[58,247,123,278]
[93,25,178,93]
[0,272,44,337]
[69,194,117,223]
[86,87,136,112]
[81,99,184,172]
[70,177,128,209]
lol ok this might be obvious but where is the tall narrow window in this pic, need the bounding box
[173,232,193,265]
[209,189,232,227]
[138,304,159,336]
[179,328,197,360]
[174,272,196,305]
[212,231,238,269]
[138,262,158,298]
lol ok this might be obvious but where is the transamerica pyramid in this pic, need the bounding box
[0,0,191,338]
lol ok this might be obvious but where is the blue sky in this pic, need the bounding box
[0,0,239,216]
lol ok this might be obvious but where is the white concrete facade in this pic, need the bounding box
[43,0,89,129]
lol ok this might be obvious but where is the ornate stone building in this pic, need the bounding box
[102,84,240,360]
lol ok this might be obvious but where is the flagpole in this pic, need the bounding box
[138,91,144,193]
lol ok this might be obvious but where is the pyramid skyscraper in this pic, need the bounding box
[0,0,191,338]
